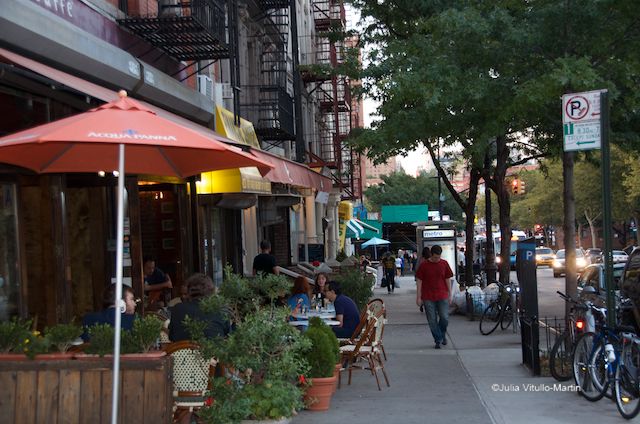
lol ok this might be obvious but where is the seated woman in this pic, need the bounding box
[287,276,311,320]
[169,273,231,342]
[312,272,328,308]
[82,284,137,341]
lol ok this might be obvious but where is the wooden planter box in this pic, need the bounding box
[0,355,173,424]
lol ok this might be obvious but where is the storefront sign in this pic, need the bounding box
[422,229,455,238]
[31,0,74,19]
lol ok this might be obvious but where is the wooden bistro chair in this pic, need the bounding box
[339,309,390,391]
[338,298,385,346]
[164,341,216,424]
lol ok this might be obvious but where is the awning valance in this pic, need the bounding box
[248,148,332,192]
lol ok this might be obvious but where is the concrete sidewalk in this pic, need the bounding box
[293,275,623,423]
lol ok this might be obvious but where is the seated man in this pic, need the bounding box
[82,284,137,341]
[325,281,360,339]
[169,273,231,342]
[143,256,173,307]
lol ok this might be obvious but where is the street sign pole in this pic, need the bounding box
[600,90,615,328]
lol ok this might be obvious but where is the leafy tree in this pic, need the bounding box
[350,0,640,283]
[364,171,461,220]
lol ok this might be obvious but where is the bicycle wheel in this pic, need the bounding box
[500,301,513,330]
[573,332,606,401]
[589,340,612,399]
[479,301,501,335]
[550,331,574,382]
[615,342,640,419]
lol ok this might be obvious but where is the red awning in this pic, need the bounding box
[248,148,332,192]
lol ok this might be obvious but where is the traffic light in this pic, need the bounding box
[511,178,519,195]
[520,180,526,194]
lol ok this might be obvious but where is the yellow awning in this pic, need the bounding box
[197,167,271,195]
[215,106,261,149]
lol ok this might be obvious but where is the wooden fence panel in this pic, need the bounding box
[58,369,81,424]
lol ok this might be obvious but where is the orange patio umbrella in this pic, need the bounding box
[0,91,272,177]
[0,90,273,424]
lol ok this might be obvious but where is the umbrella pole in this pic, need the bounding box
[111,144,125,424]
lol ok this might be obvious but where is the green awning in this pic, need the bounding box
[381,204,429,223]
[346,218,382,239]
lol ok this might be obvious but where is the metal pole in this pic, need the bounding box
[601,90,615,328]
[111,144,125,424]
[290,0,305,163]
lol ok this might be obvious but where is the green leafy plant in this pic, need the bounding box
[303,325,335,379]
[21,331,50,359]
[85,324,114,356]
[0,317,31,353]
[309,317,340,364]
[44,322,83,353]
[122,315,162,353]
[189,282,310,423]
[336,267,374,311]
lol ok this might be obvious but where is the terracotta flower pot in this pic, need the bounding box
[0,353,29,360]
[303,375,337,411]
[240,418,291,424]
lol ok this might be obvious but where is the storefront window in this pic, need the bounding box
[0,183,20,320]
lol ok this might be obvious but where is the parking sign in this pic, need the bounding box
[562,90,603,151]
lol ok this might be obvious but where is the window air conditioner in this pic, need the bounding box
[221,83,233,99]
[197,75,214,100]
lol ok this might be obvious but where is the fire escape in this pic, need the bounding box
[242,1,295,150]
[304,0,361,200]
[117,0,229,61]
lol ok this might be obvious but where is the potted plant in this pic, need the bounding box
[302,320,338,411]
[336,267,375,311]
[187,270,310,424]
[43,322,83,358]
[308,317,341,392]
[79,316,164,358]
[0,317,31,359]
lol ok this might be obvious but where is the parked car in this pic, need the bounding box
[535,247,555,268]
[613,250,629,264]
[552,248,587,278]
[577,263,626,304]
[585,248,602,264]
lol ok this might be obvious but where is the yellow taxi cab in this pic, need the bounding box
[535,247,555,268]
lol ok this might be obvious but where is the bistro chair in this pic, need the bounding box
[338,299,387,360]
[164,340,216,423]
[339,309,390,390]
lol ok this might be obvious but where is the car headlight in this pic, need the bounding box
[553,260,562,268]
[496,256,501,264]
[535,255,541,260]
[576,258,586,267]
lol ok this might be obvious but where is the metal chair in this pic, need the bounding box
[164,341,215,423]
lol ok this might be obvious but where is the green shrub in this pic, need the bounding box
[304,326,335,378]
[336,267,374,311]
[44,322,83,353]
[309,317,340,364]
[85,324,115,356]
[0,318,31,353]
[122,315,162,353]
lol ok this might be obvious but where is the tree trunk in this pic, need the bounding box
[463,169,481,286]
[577,222,583,249]
[492,136,511,285]
[584,210,599,249]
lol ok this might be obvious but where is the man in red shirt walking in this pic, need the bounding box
[415,245,453,349]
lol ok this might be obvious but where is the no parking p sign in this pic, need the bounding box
[562,90,603,151]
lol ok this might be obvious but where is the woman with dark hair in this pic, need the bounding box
[312,272,328,308]
[82,284,137,341]
[288,276,311,320]
[169,273,231,342]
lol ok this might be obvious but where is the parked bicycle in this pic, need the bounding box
[479,281,520,336]
[549,291,593,382]
[572,301,623,402]
[614,329,640,419]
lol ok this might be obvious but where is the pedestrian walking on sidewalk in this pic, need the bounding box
[381,252,396,294]
[415,245,453,349]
